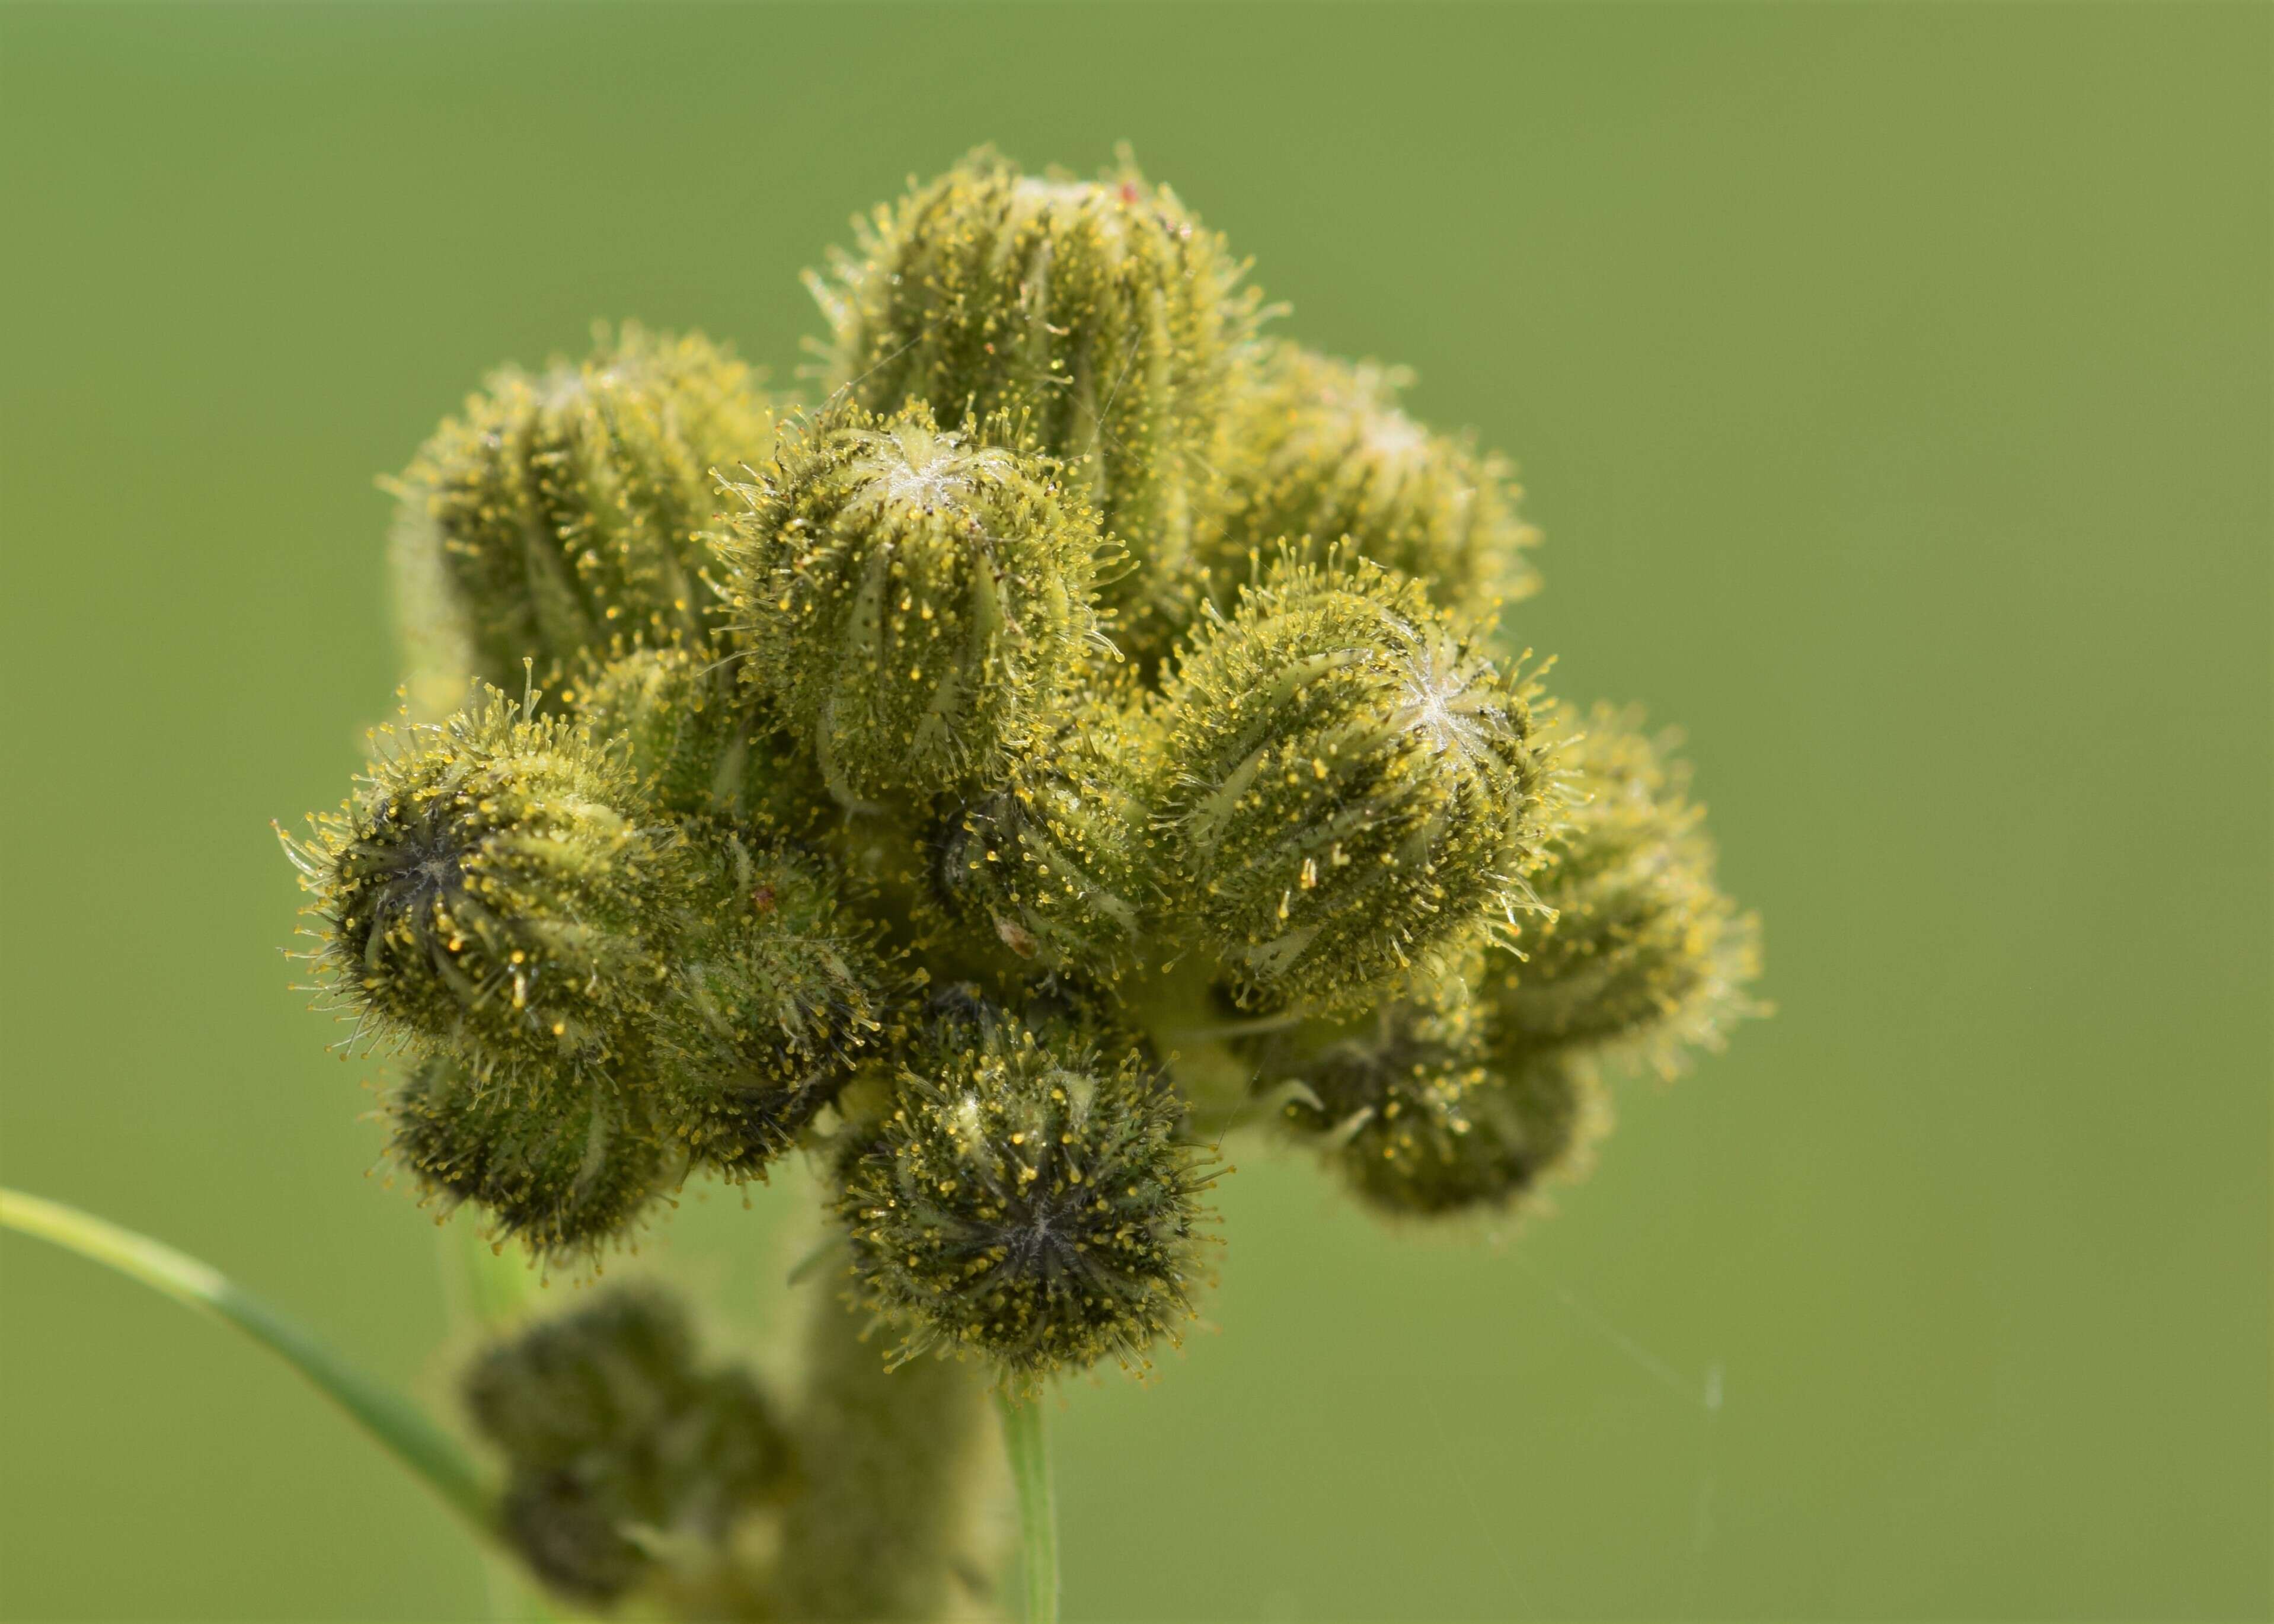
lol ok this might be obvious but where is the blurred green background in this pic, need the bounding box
[2,4,2265,1619]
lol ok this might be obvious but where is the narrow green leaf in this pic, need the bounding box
[1,1187,495,1540]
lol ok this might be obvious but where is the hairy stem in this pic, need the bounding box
[1,1187,494,1540]
[995,1389,1060,1624]
[774,1283,1007,1619]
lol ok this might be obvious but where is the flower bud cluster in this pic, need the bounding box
[296,148,1761,1409]
[462,1287,793,1604]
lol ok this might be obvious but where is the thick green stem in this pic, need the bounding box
[774,1284,1006,1619]
[995,1389,1059,1624]
[0,1187,494,1542]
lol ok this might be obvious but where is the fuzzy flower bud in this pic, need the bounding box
[392,325,768,698]
[653,828,892,1177]
[1491,705,1761,1060]
[575,642,826,836]
[811,149,1261,656]
[464,1286,793,1604]
[1271,998,1602,1217]
[835,995,1212,1380]
[1153,558,1553,1011]
[387,1053,678,1261]
[937,687,1157,978]
[1200,343,1542,619]
[285,692,679,1066]
[722,403,1103,802]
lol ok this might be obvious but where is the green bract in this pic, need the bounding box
[835,995,1212,1381]
[812,148,1260,663]
[392,325,769,706]
[722,402,1104,803]
[1153,558,1553,1011]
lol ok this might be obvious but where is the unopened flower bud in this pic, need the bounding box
[285,691,679,1066]
[387,1054,679,1261]
[1154,558,1553,1010]
[835,995,1212,1380]
[464,1286,793,1604]
[392,325,769,698]
[811,149,1261,659]
[937,688,1157,978]
[653,829,891,1177]
[576,642,826,837]
[1272,998,1601,1217]
[722,403,1103,801]
[1491,705,1761,1059]
[1200,343,1541,619]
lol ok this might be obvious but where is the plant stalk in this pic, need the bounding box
[995,1388,1060,1624]
[0,1187,494,1542]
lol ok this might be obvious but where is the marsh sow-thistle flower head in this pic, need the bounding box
[722,402,1104,803]
[836,993,1213,1382]
[1154,557,1553,1011]
[812,148,1261,661]
[394,326,769,702]
[282,154,1761,1614]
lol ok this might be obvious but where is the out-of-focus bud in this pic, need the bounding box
[391,325,769,701]
[1490,705,1761,1062]
[1199,343,1541,621]
[835,994,1212,1381]
[810,149,1262,661]
[1153,558,1554,1011]
[1270,997,1603,1217]
[721,403,1104,802]
[463,1286,794,1606]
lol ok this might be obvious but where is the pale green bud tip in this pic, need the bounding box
[1201,341,1543,620]
[283,690,675,1064]
[654,827,893,1177]
[464,1286,793,1604]
[1493,704,1763,1061]
[835,993,1214,1380]
[1273,999,1603,1217]
[396,324,769,695]
[723,401,1104,801]
[1155,557,1554,1011]
[814,146,1262,658]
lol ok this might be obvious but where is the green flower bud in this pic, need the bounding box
[464,1286,793,1604]
[653,828,892,1177]
[1272,998,1602,1217]
[835,995,1212,1380]
[1200,343,1542,620]
[811,148,1261,657]
[392,324,769,696]
[285,691,679,1065]
[387,1053,678,1261]
[1153,558,1554,1011]
[1491,705,1762,1059]
[721,402,1104,802]
[937,685,1157,978]
[575,642,826,836]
